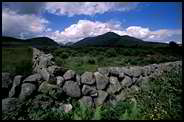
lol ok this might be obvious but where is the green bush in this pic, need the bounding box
[105,48,117,57]
[87,58,96,64]
[15,60,33,76]
[60,52,69,59]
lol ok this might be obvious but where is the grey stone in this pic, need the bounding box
[109,67,122,76]
[38,82,63,99]
[130,66,143,77]
[142,66,151,76]
[2,98,20,113]
[79,96,93,108]
[115,88,129,102]
[40,68,50,81]
[63,104,73,113]
[94,72,109,90]
[2,72,12,89]
[63,70,76,81]
[107,76,121,94]
[63,80,81,98]
[122,68,133,77]
[119,72,125,79]
[9,75,23,97]
[23,74,42,84]
[56,76,65,87]
[47,65,59,75]
[82,85,97,96]
[19,83,37,101]
[81,72,95,85]
[97,67,110,76]
[32,48,55,73]
[76,74,81,86]
[121,76,132,88]
[132,77,138,84]
[94,90,108,106]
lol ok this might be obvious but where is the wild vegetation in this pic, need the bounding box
[2,47,33,76]
[52,46,182,74]
[2,66,182,120]
[2,35,182,120]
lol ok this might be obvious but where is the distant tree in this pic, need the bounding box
[169,41,178,48]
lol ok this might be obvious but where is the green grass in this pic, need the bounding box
[2,47,33,76]
[3,66,182,120]
[53,47,181,74]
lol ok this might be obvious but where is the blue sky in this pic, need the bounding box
[2,2,182,44]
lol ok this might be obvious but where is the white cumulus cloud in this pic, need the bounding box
[2,8,49,39]
[48,19,182,44]
[48,20,124,43]
[45,2,139,17]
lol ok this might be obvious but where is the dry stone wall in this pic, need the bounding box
[2,48,182,113]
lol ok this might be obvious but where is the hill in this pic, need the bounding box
[2,36,59,48]
[73,32,168,47]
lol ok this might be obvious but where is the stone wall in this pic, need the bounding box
[2,48,182,113]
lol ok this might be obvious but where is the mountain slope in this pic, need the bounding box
[73,32,168,47]
[2,36,59,48]
[73,32,121,47]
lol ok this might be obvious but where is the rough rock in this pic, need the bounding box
[142,65,151,76]
[2,98,20,113]
[39,54,54,68]
[121,76,132,88]
[109,67,122,76]
[63,80,81,98]
[63,70,76,81]
[40,68,50,81]
[107,76,121,94]
[56,76,65,87]
[115,88,129,102]
[119,72,125,79]
[94,72,109,90]
[63,104,73,113]
[122,68,133,77]
[132,77,138,84]
[23,74,42,84]
[47,65,64,76]
[82,85,97,96]
[130,66,143,77]
[81,72,95,85]
[94,90,108,106]
[97,67,110,76]
[32,48,55,73]
[19,83,37,101]
[2,72,12,98]
[38,82,63,99]
[79,96,93,108]
[76,74,81,86]
[9,75,23,97]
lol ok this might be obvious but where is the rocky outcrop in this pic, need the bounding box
[9,75,23,98]
[2,98,20,113]
[2,73,13,98]
[63,80,81,98]
[19,83,37,101]
[2,48,182,116]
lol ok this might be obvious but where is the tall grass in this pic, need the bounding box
[2,47,33,76]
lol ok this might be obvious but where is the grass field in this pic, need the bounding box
[2,47,33,76]
[2,66,182,120]
[2,45,182,120]
[52,46,182,74]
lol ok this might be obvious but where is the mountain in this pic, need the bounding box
[73,32,121,47]
[73,32,168,47]
[2,36,60,48]
[65,42,75,46]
